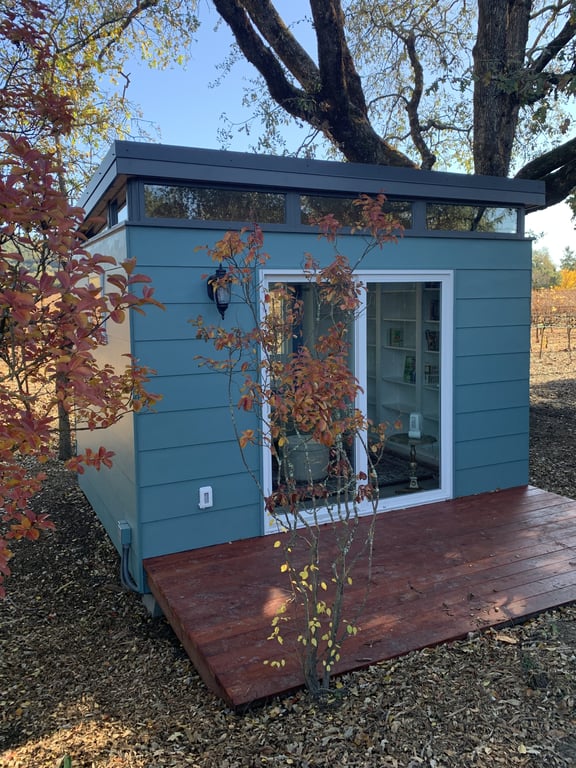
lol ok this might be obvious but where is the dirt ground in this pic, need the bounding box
[1,329,576,768]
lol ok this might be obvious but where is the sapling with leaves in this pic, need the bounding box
[193,195,402,697]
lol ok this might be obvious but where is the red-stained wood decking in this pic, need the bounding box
[144,486,576,709]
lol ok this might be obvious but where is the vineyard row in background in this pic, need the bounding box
[532,288,576,354]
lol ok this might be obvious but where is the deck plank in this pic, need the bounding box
[144,486,576,709]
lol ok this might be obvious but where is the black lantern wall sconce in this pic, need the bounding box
[206,265,231,319]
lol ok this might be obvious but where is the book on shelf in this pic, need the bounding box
[389,327,404,347]
[425,329,439,351]
[424,364,439,385]
[403,355,416,383]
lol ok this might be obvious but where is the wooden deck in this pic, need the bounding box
[144,486,576,709]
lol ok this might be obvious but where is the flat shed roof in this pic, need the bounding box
[80,141,546,225]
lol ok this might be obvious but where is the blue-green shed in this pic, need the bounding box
[78,141,546,593]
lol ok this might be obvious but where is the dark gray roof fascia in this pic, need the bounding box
[80,140,547,220]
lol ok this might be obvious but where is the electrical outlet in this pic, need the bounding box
[198,486,213,509]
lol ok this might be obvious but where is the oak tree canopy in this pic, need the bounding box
[209,0,575,210]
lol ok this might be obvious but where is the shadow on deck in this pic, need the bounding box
[144,486,576,710]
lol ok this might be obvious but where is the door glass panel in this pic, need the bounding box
[366,281,440,497]
[267,282,356,500]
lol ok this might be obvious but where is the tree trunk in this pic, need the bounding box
[58,401,73,461]
[56,370,74,461]
[473,0,531,177]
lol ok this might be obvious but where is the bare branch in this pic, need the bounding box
[402,30,436,170]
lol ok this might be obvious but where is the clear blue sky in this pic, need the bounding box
[124,1,313,153]
[122,4,575,264]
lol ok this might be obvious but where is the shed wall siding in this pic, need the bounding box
[76,228,142,583]
[127,227,263,559]
[119,225,532,564]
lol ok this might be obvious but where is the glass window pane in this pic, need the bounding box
[117,201,128,223]
[366,282,440,498]
[301,195,412,228]
[426,203,518,233]
[144,184,286,223]
[268,282,355,496]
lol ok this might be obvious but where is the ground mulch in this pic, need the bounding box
[1,330,576,768]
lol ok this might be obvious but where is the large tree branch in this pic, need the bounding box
[212,0,319,124]
[241,0,320,92]
[309,0,367,114]
[529,9,576,74]
[516,135,576,207]
[212,0,416,167]
[519,9,576,105]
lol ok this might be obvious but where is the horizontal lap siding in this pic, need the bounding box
[456,407,528,439]
[138,443,258,487]
[129,227,264,562]
[452,248,531,496]
[139,472,257,522]
[77,229,142,585]
[456,353,527,385]
[137,407,246,449]
[141,502,263,560]
[125,225,532,561]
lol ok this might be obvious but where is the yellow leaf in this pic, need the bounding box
[280,563,288,573]
[494,633,518,645]
[273,540,281,548]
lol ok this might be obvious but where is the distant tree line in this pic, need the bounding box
[532,246,576,289]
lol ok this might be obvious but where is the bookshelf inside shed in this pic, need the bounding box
[367,282,441,470]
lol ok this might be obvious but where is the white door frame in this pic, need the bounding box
[260,269,454,533]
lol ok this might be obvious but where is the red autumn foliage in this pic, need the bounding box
[0,0,162,596]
